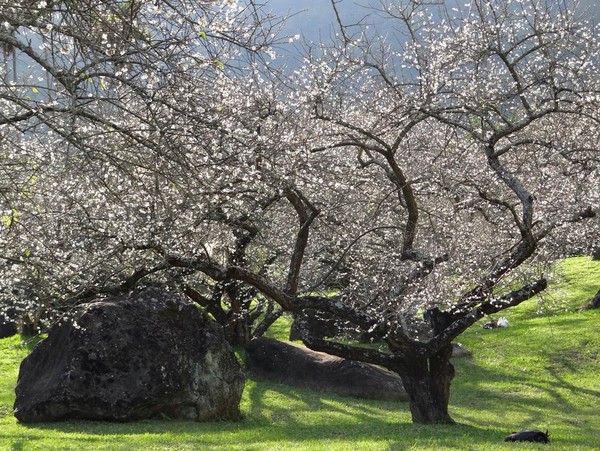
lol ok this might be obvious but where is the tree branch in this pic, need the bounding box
[285,188,320,295]
[429,278,547,355]
[302,335,404,373]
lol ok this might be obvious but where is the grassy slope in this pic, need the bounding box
[0,257,598,450]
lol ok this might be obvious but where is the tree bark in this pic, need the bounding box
[224,318,251,347]
[303,331,456,424]
[399,344,455,424]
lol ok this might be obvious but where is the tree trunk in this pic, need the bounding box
[399,344,455,424]
[223,312,251,347]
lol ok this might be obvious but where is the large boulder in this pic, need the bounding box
[14,287,245,423]
[245,337,408,402]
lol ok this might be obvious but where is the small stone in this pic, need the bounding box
[451,342,472,358]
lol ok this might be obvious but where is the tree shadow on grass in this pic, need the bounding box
[11,377,513,450]
[451,356,600,433]
[245,374,405,422]
[240,376,515,448]
[11,333,600,450]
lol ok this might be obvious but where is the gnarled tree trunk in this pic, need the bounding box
[399,344,455,424]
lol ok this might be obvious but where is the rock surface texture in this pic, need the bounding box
[586,289,600,309]
[0,309,18,339]
[245,337,408,402]
[14,288,245,422]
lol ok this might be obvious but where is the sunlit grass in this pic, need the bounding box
[263,313,293,341]
[547,256,600,309]
[508,256,600,319]
[1,257,599,450]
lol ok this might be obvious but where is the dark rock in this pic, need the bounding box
[245,337,408,402]
[289,309,341,341]
[14,287,245,422]
[0,308,18,339]
[586,289,600,309]
[289,309,381,343]
[591,247,600,261]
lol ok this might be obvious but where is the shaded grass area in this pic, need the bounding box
[454,309,599,449]
[1,257,599,450]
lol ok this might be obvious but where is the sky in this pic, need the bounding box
[267,0,599,43]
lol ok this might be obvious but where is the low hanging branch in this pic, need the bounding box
[428,278,548,355]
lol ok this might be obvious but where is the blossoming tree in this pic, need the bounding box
[1,0,598,423]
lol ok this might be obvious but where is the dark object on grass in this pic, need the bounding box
[14,287,244,423]
[245,337,408,401]
[504,429,550,443]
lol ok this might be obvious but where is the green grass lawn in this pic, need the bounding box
[1,257,599,450]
